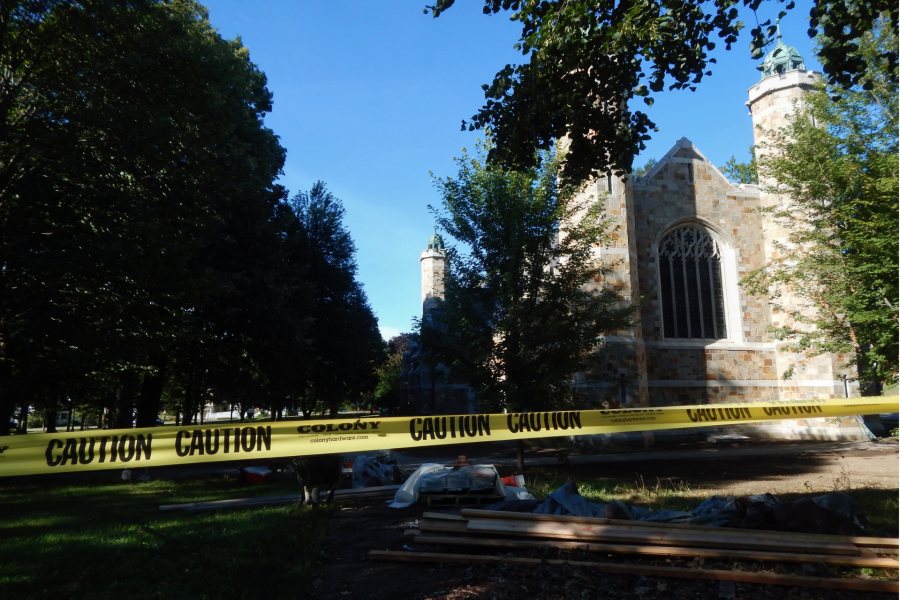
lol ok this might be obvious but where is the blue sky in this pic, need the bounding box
[202,1,820,342]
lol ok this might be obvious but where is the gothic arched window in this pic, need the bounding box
[658,225,727,339]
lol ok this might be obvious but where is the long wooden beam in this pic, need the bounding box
[368,550,899,594]
[411,533,900,569]
[460,508,900,550]
[465,517,861,555]
[422,511,466,521]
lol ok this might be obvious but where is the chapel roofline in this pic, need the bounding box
[635,137,738,189]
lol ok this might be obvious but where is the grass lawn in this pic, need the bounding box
[0,474,331,600]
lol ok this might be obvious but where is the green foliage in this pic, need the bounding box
[745,19,898,388]
[810,0,899,90]
[425,143,632,412]
[288,183,384,417]
[720,149,758,184]
[632,158,657,178]
[374,336,409,413]
[0,0,290,429]
[375,351,404,401]
[0,1,382,431]
[428,1,897,185]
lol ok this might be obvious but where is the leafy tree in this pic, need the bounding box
[632,158,657,178]
[427,144,632,414]
[0,1,385,434]
[289,183,383,417]
[720,149,758,184]
[0,0,287,431]
[374,351,404,411]
[427,1,897,184]
[375,334,411,414]
[744,19,898,391]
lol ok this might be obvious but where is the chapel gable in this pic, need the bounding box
[639,137,733,188]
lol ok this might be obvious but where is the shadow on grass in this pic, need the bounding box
[0,478,331,600]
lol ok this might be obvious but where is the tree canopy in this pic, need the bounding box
[745,18,898,390]
[427,0,898,184]
[0,0,382,433]
[289,183,384,417]
[720,149,758,184]
[424,145,632,413]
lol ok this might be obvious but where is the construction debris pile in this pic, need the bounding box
[371,506,899,594]
[487,480,870,535]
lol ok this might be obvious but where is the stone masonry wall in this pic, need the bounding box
[631,142,772,346]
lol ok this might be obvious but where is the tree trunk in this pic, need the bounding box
[114,371,140,428]
[0,361,12,436]
[65,396,74,431]
[44,402,58,434]
[136,354,166,427]
[16,404,28,433]
[182,384,195,426]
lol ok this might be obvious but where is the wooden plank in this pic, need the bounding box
[461,511,874,553]
[412,533,900,569]
[421,511,466,521]
[465,517,861,555]
[418,519,470,534]
[420,493,503,507]
[368,550,899,594]
[465,517,861,556]
[460,508,900,550]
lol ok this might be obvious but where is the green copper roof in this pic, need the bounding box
[425,232,445,251]
[760,30,805,79]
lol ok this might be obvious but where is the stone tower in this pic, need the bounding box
[420,232,446,320]
[747,34,855,398]
[747,33,818,154]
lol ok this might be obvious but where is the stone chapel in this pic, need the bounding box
[414,37,868,439]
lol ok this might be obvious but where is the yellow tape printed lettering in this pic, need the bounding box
[507,411,582,434]
[45,434,152,467]
[174,426,271,457]
[409,415,491,441]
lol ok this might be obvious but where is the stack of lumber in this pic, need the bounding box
[370,508,900,594]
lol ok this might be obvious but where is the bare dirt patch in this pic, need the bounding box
[311,439,898,600]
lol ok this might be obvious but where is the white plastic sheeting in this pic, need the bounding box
[389,463,533,508]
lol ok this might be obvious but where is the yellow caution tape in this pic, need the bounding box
[0,397,896,477]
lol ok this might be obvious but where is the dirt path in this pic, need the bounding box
[312,439,898,600]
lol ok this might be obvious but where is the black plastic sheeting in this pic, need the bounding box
[485,480,868,535]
